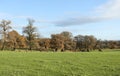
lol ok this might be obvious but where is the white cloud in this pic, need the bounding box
[96,0,120,19]
[55,16,102,26]
[55,0,120,26]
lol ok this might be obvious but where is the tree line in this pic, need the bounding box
[0,19,120,52]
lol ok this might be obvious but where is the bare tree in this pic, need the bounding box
[0,20,12,50]
[23,19,38,50]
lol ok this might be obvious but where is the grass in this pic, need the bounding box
[0,50,120,76]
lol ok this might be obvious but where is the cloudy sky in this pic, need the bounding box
[0,0,120,40]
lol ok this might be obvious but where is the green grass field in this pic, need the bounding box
[0,50,120,76]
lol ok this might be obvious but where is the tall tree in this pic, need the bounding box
[0,20,12,50]
[74,35,97,52]
[84,35,97,52]
[7,30,28,50]
[50,34,64,52]
[23,19,38,50]
[7,30,19,50]
[60,31,75,51]
[74,35,85,51]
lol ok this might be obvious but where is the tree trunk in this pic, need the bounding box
[1,41,5,50]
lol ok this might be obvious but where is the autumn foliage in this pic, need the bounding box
[0,19,120,51]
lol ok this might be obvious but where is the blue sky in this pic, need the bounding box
[0,0,120,40]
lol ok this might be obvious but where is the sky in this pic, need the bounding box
[0,0,120,40]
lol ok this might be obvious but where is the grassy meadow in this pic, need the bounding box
[0,50,120,76]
